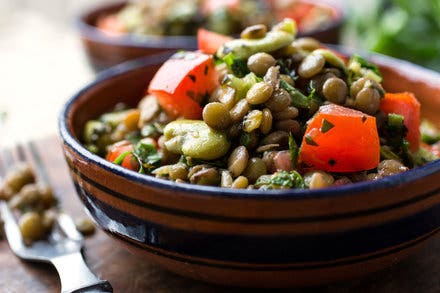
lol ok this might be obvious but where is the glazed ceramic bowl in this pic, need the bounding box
[77,0,344,72]
[59,51,440,288]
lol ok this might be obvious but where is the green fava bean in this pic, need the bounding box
[163,120,230,160]
[217,30,294,60]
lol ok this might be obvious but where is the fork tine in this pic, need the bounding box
[16,143,26,162]
[0,149,7,176]
[1,147,14,172]
[26,141,83,242]
[56,213,83,242]
[28,141,51,185]
[0,201,27,256]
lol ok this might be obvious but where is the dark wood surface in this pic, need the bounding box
[0,136,439,293]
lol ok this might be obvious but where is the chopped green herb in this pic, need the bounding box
[348,54,383,84]
[225,72,260,99]
[420,120,440,144]
[328,159,336,166]
[276,59,292,75]
[305,135,318,146]
[288,133,299,168]
[351,54,382,78]
[113,151,132,165]
[188,74,196,82]
[379,113,413,167]
[222,53,249,78]
[280,79,311,109]
[380,146,402,162]
[86,144,99,154]
[255,170,305,189]
[306,83,324,115]
[125,131,142,145]
[132,142,162,173]
[382,113,407,148]
[413,147,438,166]
[321,119,334,133]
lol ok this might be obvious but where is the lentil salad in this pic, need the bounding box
[83,19,440,190]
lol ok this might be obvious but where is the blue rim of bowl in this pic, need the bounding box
[59,51,440,200]
[75,0,345,50]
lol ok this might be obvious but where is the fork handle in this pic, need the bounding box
[51,252,113,293]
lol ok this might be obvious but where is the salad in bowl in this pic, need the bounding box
[82,19,439,190]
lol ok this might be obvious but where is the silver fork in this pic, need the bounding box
[0,144,113,293]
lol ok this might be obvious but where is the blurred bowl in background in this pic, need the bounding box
[77,2,197,72]
[77,0,344,72]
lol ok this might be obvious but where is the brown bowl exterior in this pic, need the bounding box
[77,2,198,72]
[59,53,440,287]
[77,1,344,72]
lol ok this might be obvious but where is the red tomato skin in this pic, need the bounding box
[148,52,218,119]
[299,104,380,173]
[380,92,421,152]
[197,28,233,55]
[106,143,137,171]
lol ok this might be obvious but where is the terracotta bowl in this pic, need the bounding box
[59,51,440,288]
[77,0,344,72]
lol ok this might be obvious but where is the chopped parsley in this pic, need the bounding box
[222,53,249,78]
[288,133,299,168]
[133,142,162,173]
[111,141,161,174]
[255,171,305,189]
[280,79,312,109]
[379,113,413,167]
[321,119,334,133]
[305,135,318,146]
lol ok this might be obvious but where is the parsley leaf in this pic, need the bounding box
[420,120,440,144]
[380,113,413,167]
[280,79,311,109]
[112,151,132,165]
[352,54,382,78]
[255,171,305,189]
[132,142,162,173]
[222,53,249,78]
[288,133,299,169]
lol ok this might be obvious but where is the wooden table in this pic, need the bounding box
[0,136,439,292]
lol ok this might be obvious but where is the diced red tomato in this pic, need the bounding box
[197,28,233,55]
[106,142,138,171]
[96,15,126,36]
[380,92,421,152]
[299,104,380,172]
[148,51,218,119]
